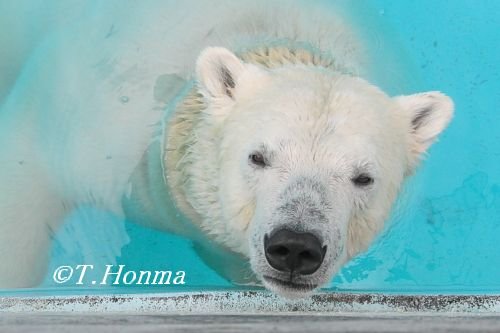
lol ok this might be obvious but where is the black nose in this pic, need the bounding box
[264,229,326,275]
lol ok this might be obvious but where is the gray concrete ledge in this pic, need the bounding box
[3,313,500,333]
[2,291,500,314]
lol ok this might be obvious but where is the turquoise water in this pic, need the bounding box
[337,0,500,293]
[1,0,499,296]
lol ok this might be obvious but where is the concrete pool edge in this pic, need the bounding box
[2,292,500,314]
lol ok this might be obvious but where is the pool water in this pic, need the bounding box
[1,0,499,296]
[337,0,500,293]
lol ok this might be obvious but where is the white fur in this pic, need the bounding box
[0,0,453,298]
[191,50,453,297]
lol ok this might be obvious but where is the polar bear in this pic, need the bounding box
[0,0,453,298]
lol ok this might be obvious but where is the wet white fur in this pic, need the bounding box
[194,48,453,297]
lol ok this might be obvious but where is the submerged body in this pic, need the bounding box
[0,0,453,297]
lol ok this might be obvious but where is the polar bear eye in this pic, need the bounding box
[249,152,266,168]
[352,174,374,187]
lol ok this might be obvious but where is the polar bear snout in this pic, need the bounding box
[264,229,326,275]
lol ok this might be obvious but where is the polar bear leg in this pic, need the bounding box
[0,164,66,288]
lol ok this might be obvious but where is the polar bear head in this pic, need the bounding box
[191,47,453,298]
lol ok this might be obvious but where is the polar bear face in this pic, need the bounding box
[194,47,453,298]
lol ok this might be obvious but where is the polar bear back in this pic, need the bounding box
[0,0,364,213]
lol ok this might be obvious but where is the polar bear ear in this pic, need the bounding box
[196,47,246,100]
[395,91,454,162]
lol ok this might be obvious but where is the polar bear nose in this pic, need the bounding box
[264,229,326,275]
